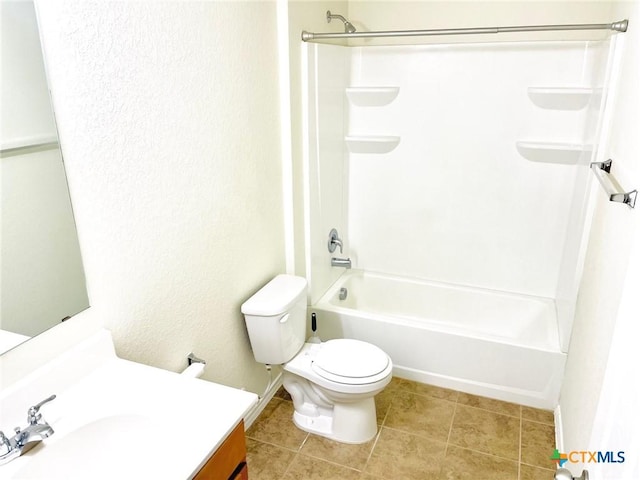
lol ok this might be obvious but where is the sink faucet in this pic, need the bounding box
[0,394,56,465]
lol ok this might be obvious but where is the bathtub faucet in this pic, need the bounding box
[331,257,351,269]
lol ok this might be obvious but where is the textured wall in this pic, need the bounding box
[28,1,285,394]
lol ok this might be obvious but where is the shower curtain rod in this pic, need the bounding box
[301,19,628,42]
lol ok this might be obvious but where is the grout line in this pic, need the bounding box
[297,448,364,473]
[454,401,522,419]
[362,426,384,473]
[298,432,310,451]
[381,424,448,448]
[520,461,556,471]
[444,400,458,455]
[379,387,399,426]
[246,436,303,454]
[279,451,297,479]
[444,444,520,465]
[521,417,555,426]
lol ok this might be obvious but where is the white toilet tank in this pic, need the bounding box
[241,274,308,365]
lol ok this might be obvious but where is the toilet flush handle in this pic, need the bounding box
[279,314,290,324]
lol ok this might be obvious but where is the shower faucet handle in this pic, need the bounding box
[328,228,343,253]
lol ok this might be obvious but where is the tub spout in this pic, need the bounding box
[331,257,351,269]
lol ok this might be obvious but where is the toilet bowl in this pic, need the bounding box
[241,274,393,444]
[283,339,392,443]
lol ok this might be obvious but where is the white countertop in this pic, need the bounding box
[0,330,258,479]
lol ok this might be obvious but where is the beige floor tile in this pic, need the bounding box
[449,404,520,460]
[246,398,308,450]
[246,438,296,480]
[300,431,378,471]
[281,454,361,480]
[396,378,459,402]
[385,376,406,392]
[522,406,554,425]
[520,463,555,480]
[384,390,456,441]
[364,427,446,480]
[438,445,518,480]
[374,385,397,424]
[521,420,556,468]
[457,392,521,418]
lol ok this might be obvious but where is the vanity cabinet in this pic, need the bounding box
[194,420,248,480]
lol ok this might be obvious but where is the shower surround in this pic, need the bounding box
[303,39,613,408]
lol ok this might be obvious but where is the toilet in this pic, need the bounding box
[241,274,393,444]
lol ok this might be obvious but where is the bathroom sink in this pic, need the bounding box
[0,330,258,479]
[15,415,165,479]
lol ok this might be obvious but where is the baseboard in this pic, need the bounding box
[554,404,564,451]
[243,371,283,429]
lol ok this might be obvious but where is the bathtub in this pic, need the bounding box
[310,270,566,409]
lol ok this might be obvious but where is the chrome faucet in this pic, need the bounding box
[0,394,56,465]
[331,257,352,269]
[328,229,351,268]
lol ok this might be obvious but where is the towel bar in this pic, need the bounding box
[590,159,637,208]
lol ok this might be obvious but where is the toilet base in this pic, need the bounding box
[291,397,378,444]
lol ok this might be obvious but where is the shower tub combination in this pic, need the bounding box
[302,27,617,411]
[312,270,566,409]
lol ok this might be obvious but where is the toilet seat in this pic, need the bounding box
[311,339,390,385]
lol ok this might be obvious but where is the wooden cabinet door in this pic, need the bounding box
[193,421,247,480]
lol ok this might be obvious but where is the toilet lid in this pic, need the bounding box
[311,339,390,384]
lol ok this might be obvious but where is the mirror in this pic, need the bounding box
[1,1,89,354]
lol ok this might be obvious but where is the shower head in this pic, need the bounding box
[326,10,356,34]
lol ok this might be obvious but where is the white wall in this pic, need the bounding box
[1,0,285,395]
[559,1,640,473]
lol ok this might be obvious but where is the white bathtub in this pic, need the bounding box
[311,270,566,409]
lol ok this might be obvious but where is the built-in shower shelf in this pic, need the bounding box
[346,87,400,107]
[345,135,400,154]
[527,87,600,111]
[516,141,592,165]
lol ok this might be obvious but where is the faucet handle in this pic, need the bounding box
[0,430,12,456]
[328,228,344,254]
[27,394,56,425]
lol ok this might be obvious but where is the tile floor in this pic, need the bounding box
[246,377,557,480]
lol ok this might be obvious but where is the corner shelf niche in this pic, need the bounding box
[345,135,400,154]
[346,87,400,107]
[516,141,592,165]
[527,87,600,111]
